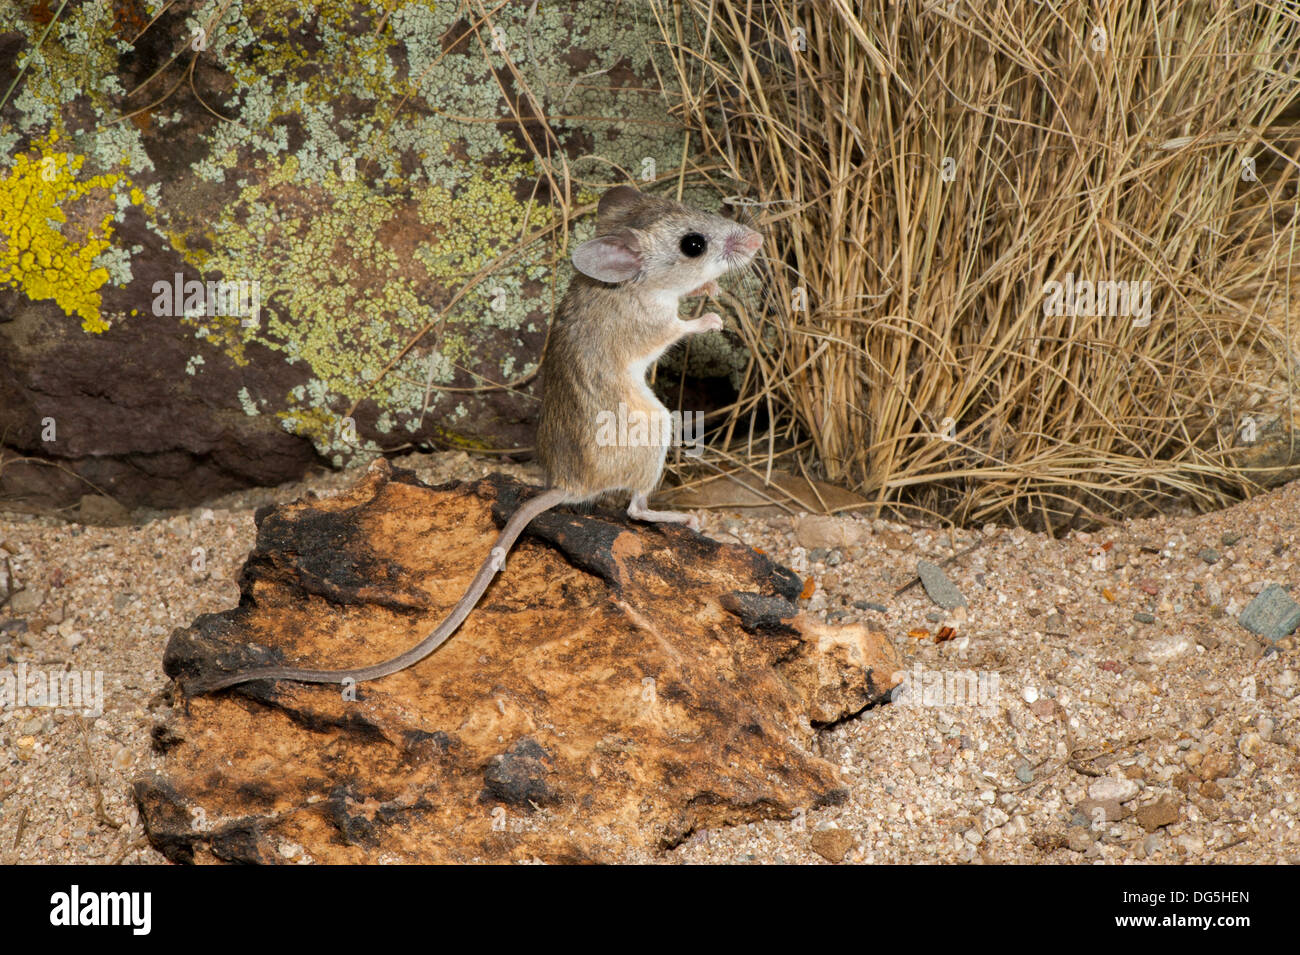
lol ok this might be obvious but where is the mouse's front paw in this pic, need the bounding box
[699,311,724,333]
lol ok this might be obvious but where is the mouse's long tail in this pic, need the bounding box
[185,487,571,695]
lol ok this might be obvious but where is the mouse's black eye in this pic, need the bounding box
[679,232,707,258]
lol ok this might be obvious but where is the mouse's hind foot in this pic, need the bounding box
[628,492,700,531]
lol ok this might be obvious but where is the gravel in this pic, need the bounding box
[2,451,1299,864]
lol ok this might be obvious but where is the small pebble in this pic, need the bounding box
[111,746,135,771]
[979,807,1009,833]
[852,600,888,613]
[1089,777,1140,803]
[1238,584,1300,641]
[1066,829,1093,852]
[7,587,45,615]
[1175,834,1205,854]
[1134,636,1191,664]
[0,618,27,637]
[1257,716,1274,741]
[809,827,855,863]
[916,560,967,609]
[1135,796,1180,833]
[1078,799,1125,825]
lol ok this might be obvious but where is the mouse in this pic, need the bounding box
[186,183,763,695]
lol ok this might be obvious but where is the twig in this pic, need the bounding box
[1215,835,1248,853]
[111,836,149,865]
[77,716,124,831]
[12,806,28,851]
[0,555,21,612]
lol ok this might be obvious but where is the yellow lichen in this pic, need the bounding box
[275,405,339,448]
[183,312,253,368]
[0,131,142,333]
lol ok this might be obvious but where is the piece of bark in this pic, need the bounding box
[136,460,901,864]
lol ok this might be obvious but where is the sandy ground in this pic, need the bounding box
[1,451,1297,864]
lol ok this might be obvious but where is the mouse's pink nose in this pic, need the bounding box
[727,228,763,258]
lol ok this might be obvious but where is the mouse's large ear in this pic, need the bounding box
[571,229,643,283]
[596,184,642,232]
[598,184,640,212]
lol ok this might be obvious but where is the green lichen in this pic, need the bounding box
[193,138,554,452]
[237,386,261,415]
[2,2,140,133]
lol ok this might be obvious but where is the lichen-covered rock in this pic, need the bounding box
[134,460,901,863]
[0,2,746,508]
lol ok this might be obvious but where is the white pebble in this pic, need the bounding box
[1257,716,1274,741]
[1134,636,1191,664]
[1089,776,1140,803]
[980,806,1010,833]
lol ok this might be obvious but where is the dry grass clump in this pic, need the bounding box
[652,0,1300,529]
